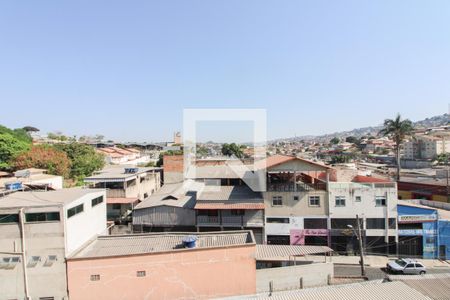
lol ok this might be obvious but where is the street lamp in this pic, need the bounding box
[347,214,366,277]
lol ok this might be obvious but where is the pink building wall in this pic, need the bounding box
[67,245,256,300]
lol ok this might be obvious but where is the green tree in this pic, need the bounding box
[345,136,359,144]
[54,143,105,180]
[330,137,340,145]
[197,146,209,157]
[379,114,413,181]
[0,133,30,170]
[221,143,243,158]
[14,145,71,177]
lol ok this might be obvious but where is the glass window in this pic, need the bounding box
[395,259,407,267]
[355,196,361,202]
[137,271,146,277]
[0,214,19,224]
[304,218,327,229]
[91,196,104,207]
[25,212,60,222]
[230,209,245,216]
[405,264,415,268]
[309,196,320,207]
[67,204,84,218]
[90,274,100,281]
[266,217,289,224]
[375,196,386,206]
[293,195,299,201]
[366,218,385,229]
[112,204,121,210]
[272,196,283,206]
[331,218,362,229]
[335,196,346,207]
[415,263,424,268]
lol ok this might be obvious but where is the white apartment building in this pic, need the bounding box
[404,135,450,160]
[0,188,107,300]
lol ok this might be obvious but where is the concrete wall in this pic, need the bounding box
[64,190,107,256]
[67,245,256,300]
[0,205,68,300]
[256,262,333,293]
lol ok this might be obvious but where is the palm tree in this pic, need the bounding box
[379,114,413,181]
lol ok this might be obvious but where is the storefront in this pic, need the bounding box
[290,229,329,246]
[397,204,438,259]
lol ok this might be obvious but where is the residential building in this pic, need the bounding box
[0,188,107,300]
[404,134,450,160]
[66,231,334,300]
[67,231,257,300]
[327,176,398,256]
[84,165,161,223]
[96,147,150,165]
[0,168,63,195]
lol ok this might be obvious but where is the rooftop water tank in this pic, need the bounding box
[182,235,198,248]
[5,182,22,191]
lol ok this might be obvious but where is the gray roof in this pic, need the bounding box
[255,245,333,261]
[0,188,104,208]
[242,281,432,300]
[134,181,203,209]
[70,230,255,259]
[185,165,255,179]
[388,273,450,300]
[84,165,160,182]
[197,185,263,202]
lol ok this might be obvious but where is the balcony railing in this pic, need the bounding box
[267,182,326,192]
[197,215,264,227]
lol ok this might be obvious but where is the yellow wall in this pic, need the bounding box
[398,190,412,200]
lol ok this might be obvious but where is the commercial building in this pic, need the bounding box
[0,188,107,300]
[85,165,161,223]
[397,200,450,259]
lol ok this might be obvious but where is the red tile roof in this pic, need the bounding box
[195,202,265,210]
[107,197,140,204]
[256,154,331,170]
[352,175,392,183]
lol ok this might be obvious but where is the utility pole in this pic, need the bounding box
[356,214,366,277]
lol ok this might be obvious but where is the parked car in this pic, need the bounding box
[386,258,426,275]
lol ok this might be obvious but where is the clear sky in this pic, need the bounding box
[0,1,449,142]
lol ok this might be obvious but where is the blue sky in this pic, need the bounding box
[0,1,449,142]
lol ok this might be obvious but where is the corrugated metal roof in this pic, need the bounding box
[195,202,265,210]
[197,185,263,201]
[70,231,254,259]
[388,273,450,300]
[106,197,139,204]
[255,245,333,260]
[242,281,432,300]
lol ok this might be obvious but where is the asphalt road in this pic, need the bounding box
[335,265,450,281]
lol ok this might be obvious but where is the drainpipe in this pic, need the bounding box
[19,208,30,300]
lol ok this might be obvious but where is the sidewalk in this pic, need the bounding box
[308,255,450,268]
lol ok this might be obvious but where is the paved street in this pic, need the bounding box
[335,265,450,281]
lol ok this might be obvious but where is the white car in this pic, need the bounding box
[386,258,426,275]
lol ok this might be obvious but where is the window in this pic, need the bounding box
[0,214,19,224]
[112,204,121,210]
[67,204,84,218]
[25,212,60,222]
[389,218,396,229]
[366,218,385,229]
[304,218,327,229]
[137,271,146,277]
[335,196,346,207]
[90,274,100,281]
[415,263,424,268]
[266,217,289,224]
[272,196,283,206]
[331,218,363,229]
[309,196,320,207]
[355,196,361,202]
[426,237,435,244]
[91,196,103,207]
[405,264,415,268]
[375,196,386,206]
[293,195,299,201]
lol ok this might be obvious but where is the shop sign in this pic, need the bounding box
[398,215,436,223]
[398,229,422,236]
[303,229,328,236]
